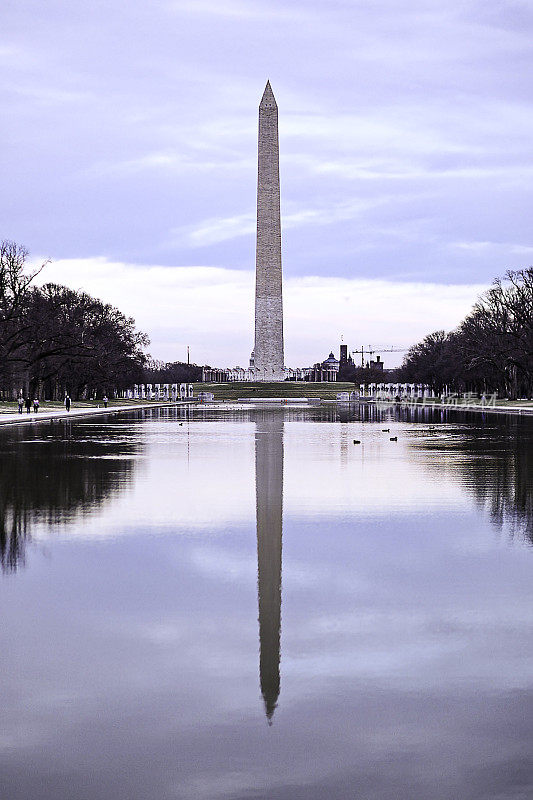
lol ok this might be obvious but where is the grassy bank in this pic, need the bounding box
[195,381,356,401]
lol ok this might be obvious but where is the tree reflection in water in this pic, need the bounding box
[407,410,533,545]
[0,418,139,572]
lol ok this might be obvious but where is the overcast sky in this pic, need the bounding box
[2,0,532,367]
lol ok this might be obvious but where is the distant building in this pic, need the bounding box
[202,367,229,382]
[202,347,353,384]
[300,353,339,382]
[368,355,384,371]
[339,344,348,365]
[322,352,340,373]
[338,344,354,377]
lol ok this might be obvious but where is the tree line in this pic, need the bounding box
[398,268,533,399]
[143,358,202,385]
[0,240,200,400]
[338,363,391,384]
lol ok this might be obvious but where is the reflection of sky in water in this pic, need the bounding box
[26,421,478,539]
[0,407,532,800]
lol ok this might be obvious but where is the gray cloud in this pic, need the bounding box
[1,0,532,289]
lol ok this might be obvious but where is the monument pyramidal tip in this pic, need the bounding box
[253,81,285,382]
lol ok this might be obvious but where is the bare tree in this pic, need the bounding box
[0,240,49,381]
[399,267,533,398]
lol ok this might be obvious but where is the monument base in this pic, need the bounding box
[254,372,286,382]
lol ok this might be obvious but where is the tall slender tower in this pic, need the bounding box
[254,81,284,382]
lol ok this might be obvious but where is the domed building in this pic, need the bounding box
[322,352,340,374]
[305,351,340,382]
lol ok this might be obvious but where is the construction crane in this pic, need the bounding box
[351,345,409,368]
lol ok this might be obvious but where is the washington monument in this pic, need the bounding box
[254,81,284,381]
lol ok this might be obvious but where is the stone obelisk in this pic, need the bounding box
[254,81,284,382]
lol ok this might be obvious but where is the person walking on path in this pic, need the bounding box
[33,398,39,413]
[103,395,108,408]
[17,396,24,414]
[25,397,31,414]
[64,394,71,412]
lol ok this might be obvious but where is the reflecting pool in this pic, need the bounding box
[0,405,532,799]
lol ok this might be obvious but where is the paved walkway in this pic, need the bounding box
[0,402,191,426]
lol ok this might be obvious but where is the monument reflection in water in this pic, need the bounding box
[255,413,283,722]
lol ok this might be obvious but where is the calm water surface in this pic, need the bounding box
[0,405,532,799]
